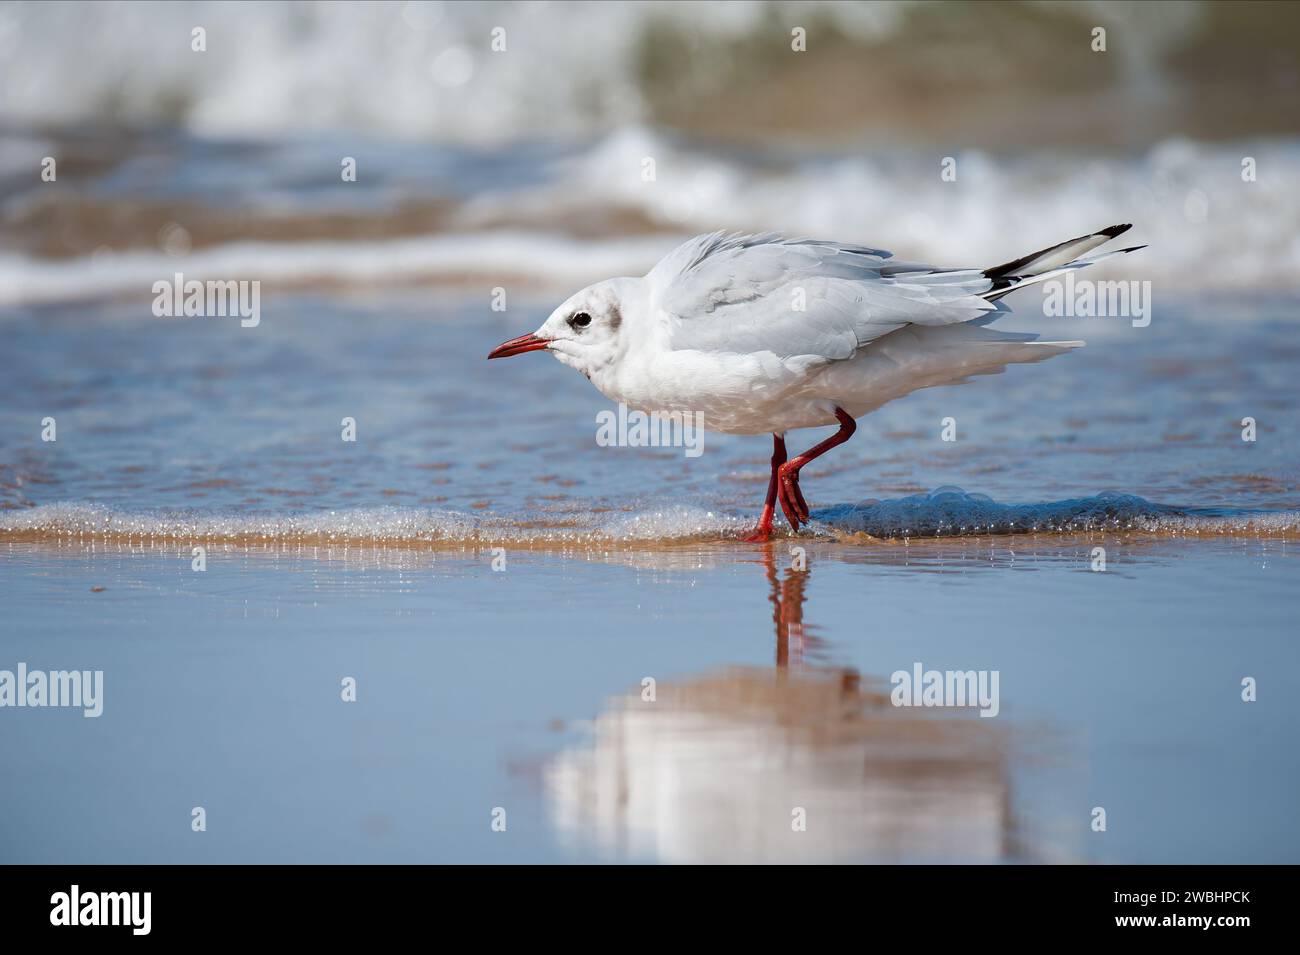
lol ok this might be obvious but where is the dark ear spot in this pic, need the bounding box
[608,302,622,331]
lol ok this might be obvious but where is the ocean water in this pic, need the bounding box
[2,282,1297,863]
[2,0,1299,865]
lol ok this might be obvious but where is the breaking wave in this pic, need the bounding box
[2,491,1297,547]
[818,488,1300,538]
[0,1,1202,143]
[2,129,1298,304]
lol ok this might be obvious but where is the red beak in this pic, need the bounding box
[487,332,550,360]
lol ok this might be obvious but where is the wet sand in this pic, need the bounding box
[2,533,1295,863]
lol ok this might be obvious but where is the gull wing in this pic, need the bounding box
[650,233,1000,362]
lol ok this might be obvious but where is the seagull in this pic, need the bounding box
[489,225,1143,541]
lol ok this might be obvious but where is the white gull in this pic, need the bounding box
[489,225,1144,540]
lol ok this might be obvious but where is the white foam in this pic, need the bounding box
[3,494,1296,547]
[0,2,908,142]
[0,232,674,307]
[497,129,1300,293]
[9,126,1295,307]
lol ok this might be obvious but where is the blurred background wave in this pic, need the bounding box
[4,0,1296,145]
[1,0,1298,303]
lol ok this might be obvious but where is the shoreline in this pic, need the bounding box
[3,525,1297,556]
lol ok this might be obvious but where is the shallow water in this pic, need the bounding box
[1,287,1297,862]
[1,534,1296,863]
[1,286,1297,542]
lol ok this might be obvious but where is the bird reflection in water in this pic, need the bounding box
[544,546,1024,864]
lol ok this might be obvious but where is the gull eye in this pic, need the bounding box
[569,311,592,329]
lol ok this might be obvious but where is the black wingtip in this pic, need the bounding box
[1098,223,1133,239]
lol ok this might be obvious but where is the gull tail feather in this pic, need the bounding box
[982,224,1145,302]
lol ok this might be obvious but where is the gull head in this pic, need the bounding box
[487,277,637,383]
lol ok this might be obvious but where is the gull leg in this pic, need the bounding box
[778,407,857,530]
[742,434,787,542]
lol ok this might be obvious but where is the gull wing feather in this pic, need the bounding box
[650,233,999,362]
